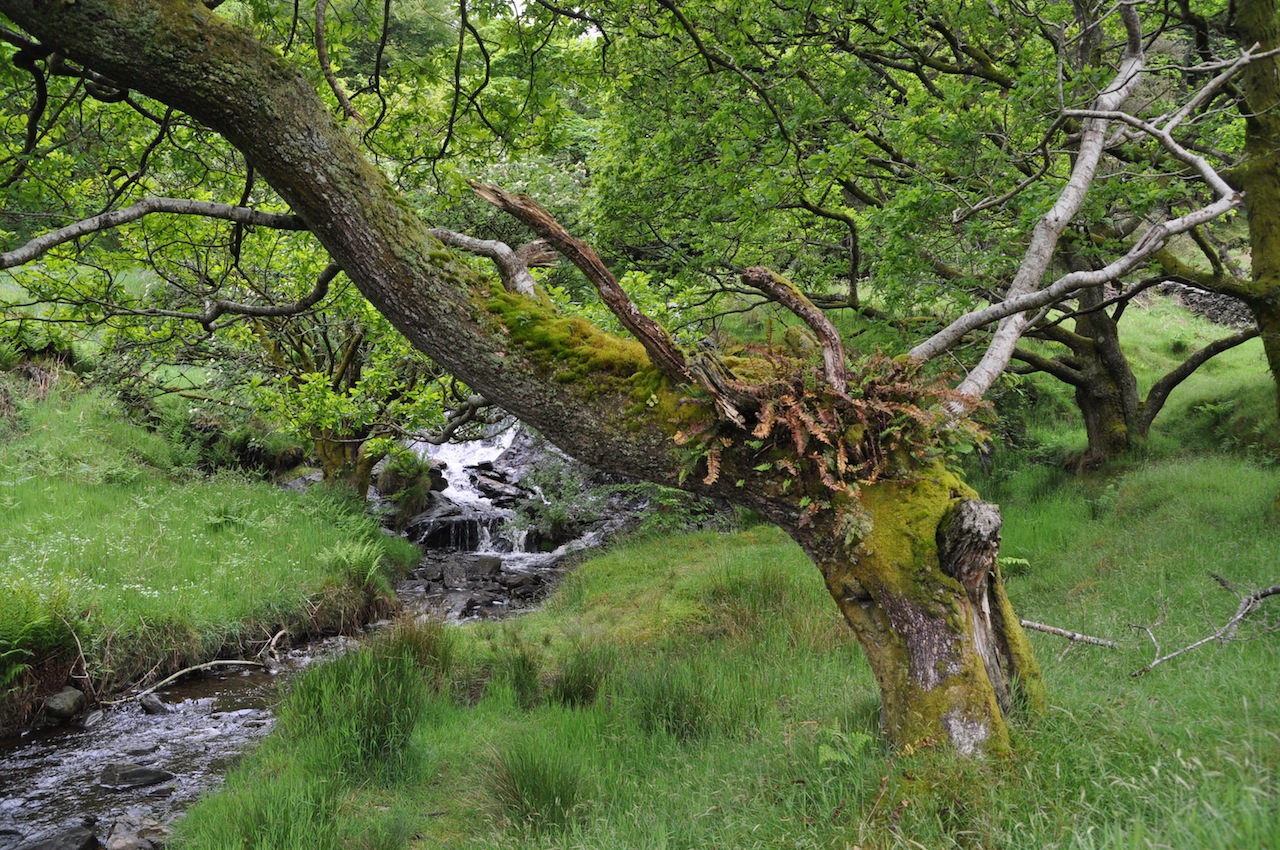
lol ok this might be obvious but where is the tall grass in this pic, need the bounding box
[174,622,446,850]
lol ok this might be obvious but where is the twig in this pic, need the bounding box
[1131,583,1279,677]
[1019,619,1117,648]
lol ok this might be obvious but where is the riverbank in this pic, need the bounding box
[0,384,419,733]
[173,453,1280,850]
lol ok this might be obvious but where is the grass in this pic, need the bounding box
[171,462,1280,849]
[0,383,419,726]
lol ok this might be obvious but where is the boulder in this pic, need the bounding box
[99,763,175,791]
[138,694,171,715]
[42,687,85,719]
[19,825,97,850]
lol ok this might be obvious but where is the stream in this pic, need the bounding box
[0,427,628,849]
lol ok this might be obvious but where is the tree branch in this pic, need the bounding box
[429,229,550,296]
[0,198,307,270]
[1018,619,1117,648]
[101,261,339,332]
[1140,326,1261,431]
[923,2,1147,405]
[1131,582,1279,676]
[740,266,848,394]
[468,180,691,384]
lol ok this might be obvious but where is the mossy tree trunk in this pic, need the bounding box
[1232,0,1280,415]
[313,433,381,497]
[0,0,1045,757]
[746,468,1044,756]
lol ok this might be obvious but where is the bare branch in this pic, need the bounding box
[430,228,543,296]
[468,180,692,385]
[740,266,848,394]
[1132,583,1279,677]
[1019,619,1118,648]
[0,198,306,270]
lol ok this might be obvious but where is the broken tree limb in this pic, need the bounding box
[740,266,848,395]
[129,659,265,701]
[1019,619,1118,649]
[468,180,692,385]
[1131,583,1279,677]
[430,229,554,296]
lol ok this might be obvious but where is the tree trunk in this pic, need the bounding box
[752,468,1045,756]
[1232,0,1280,417]
[314,435,380,497]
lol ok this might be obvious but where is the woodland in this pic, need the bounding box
[1,0,1279,805]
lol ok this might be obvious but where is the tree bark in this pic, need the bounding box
[0,0,1045,756]
[752,469,1044,756]
[1230,0,1280,416]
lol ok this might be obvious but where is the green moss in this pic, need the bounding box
[480,289,697,428]
[855,465,973,604]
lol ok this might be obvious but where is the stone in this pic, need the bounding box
[466,555,503,579]
[42,687,85,719]
[19,826,97,850]
[99,763,175,791]
[138,694,171,715]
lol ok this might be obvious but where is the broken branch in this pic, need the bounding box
[1131,583,1279,677]
[468,180,692,385]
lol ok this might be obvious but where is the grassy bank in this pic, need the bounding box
[0,383,418,729]
[173,453,1279,850]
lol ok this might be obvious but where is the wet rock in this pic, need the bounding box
[442,559,468,589]
[416,561,445,582]
[19,825,97,850]
[467,555,502,579]
[99,764,175,791]
[105,814,168,850]
[472,474,524,506]
[138,695,171,716]
[42,688,86,720]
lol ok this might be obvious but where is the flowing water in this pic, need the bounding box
[0,638,356,849]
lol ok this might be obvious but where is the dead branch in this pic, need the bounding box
[468,180,692,385]
[0,197,306,270]
[133,659,265,700]
[740,266,848,394]
[1019,619,1117,649]
[1131,583,1279,677]
[430,228,544,296]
